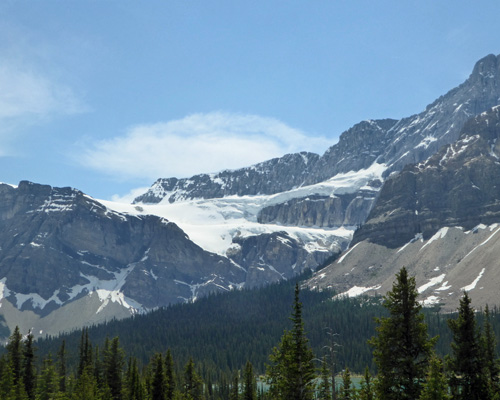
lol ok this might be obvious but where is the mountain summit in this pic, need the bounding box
[1,54,500,337]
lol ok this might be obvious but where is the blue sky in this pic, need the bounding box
[0,1,499,201]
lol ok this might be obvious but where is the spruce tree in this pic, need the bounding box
[369,267,436,400]
[104,336,125,400]
[164,349,175,400]
[482,304,500,396]
[266,284,316,400]
[182,358,203,400]
[57,340,66,393]
[151,353,166,400]
[317,356,332,400]
[7,326,23,387]
[338,367,354,400]
[229,370,239,400]
[447,292,489,399]
[418,355,451,400]
[242,361,256,400]
[36,355,59,400]
[22,331,36,400]
[358,367,374,400]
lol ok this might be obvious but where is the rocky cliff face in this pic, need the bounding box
[226,231,336,288]
[352,106,500,248]
[0,180,342,337]
[135,54,500,232]
[4,54,500,337]
[308,106,500,312]
[0,181,246,317]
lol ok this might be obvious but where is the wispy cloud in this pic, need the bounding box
[77,112,332,181]
[0,21,87,145]
[0,62,85,121]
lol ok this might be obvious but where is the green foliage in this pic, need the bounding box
[447,292,490,400]
[1,272,500,399]
[418,355,451,400]
[242,361,256,400]
[370,267,437,400]
[103,337,125,400]
[36,355,60,400]
[182,358,203,400]
[358,366,374,400]
[482,305,500,397]
[266,284,316,400]
[338,367,354,400]
[316,356,332,400]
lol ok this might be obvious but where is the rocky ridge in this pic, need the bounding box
[135,54,500,232]
[308,106,500,311]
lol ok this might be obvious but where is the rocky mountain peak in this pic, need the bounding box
[470,53,500,84]
[352,105,500,249]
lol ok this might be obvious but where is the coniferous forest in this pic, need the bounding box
[2,269,500,399]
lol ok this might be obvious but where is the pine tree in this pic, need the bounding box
[36,355,60,400]
[418,355,451,400]
[242,361,256,400]
[151,353,166,400]
[369,267,436,400]
[266,284,316,400]
[125,357,145,400]
[78,329,93,377]
[22,331,36,400]
[447,292,490,399]
[358,367,374,400]
[164,349,175,400]
[104,336,125,400]
[229,370,239,400]
[182,358,203,400]
[73,365,99,400]
[338,367,354,400]
[7,326,24,387]
[482,305,500,396]
[57,340,67,393]
[317,356,332,400]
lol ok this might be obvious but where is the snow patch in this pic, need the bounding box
[420,227,449,251]
[420,295,441,306]
[418,274,446,294]
[334,285,381,299]
[397,233,423,253]
[463,226,500,260]
[337,243,360,264]
[461,268,486,292]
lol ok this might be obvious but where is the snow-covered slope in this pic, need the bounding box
[105,163,387,255]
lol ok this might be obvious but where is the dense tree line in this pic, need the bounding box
[3,268,500,398]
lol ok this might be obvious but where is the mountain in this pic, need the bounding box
[307,106,500,311]
[1,54,500,338]
[0,181,249,336]
[131,53,500,295]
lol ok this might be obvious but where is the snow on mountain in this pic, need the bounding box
[101,163,387,256]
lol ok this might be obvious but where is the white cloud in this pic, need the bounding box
[78,112,332,181]
[0,62,85,121]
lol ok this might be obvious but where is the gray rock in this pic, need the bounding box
[353,106,500,248]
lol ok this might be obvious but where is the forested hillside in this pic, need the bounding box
[0,272,500,400]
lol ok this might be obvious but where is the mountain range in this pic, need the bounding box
[1,53,500,337]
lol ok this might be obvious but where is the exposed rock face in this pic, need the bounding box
[353,106,500,248]
[307,106,500,311]
[256,191,378,228]
[135,54,500,233]
[226,232,336,288]
[134,152,321,203]
[0,181,246,317]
